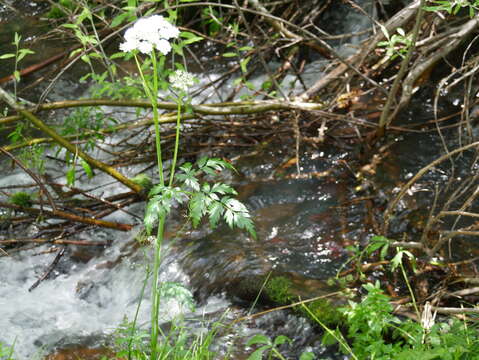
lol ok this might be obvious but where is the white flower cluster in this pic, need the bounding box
[120,15,179,55]
[169,70,195,92]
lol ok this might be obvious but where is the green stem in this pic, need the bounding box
[128,263,150,360]
[150,51,165,186]
[271,348,287,360]
[134,53,165,186]
[169,99,182,186]
[301,303,359,360]
[137,50,168,360]
[134,55,155,105]
[150,216,165,360]
[400,261,420,319]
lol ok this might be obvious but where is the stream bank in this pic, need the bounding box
[2,1,479,359]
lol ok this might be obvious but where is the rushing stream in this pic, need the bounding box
[2,1,465,359]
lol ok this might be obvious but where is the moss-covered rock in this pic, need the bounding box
[265,276,295,304]
[301,298,345,328]
[264,275,345,328]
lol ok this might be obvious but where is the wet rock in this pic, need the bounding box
[177,174,364,305]
[69,246,106,264]
[44,346,120,360]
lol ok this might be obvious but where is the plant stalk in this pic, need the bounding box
[169,99,182,187]
[150,216,165,360]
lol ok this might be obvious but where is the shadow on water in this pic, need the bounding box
[174,141,370,306]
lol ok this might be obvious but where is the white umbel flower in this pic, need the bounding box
[120,15,179,55]
[169,70,195,92]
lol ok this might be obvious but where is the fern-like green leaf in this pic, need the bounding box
[224,208,235,228]
[144,197,164,234]
[189,192,207,227]
[206,158,235,171]
[223,198,248,212]
[144,187,185,234]
[177,162,200,191]
[237,214,257,240]
[149,184,166,197]
[207,201,224,228]
[211,182,237,195]
[222,197,256,239]
[158,282,196,312]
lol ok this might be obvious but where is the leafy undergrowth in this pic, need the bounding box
[318,282,479,360]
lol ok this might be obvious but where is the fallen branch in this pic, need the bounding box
[376,0,426,136]
[28,247,65,292]
[431,306,479,315]
[0,98,326,126]
[298,0,421,100]
[0,86,143,194]
[0,237,110,246]
[0,201,133,231]
[0,51,68,85]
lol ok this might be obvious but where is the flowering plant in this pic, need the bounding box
[120,14,255,360]
[120,15,179,55]
[169,69,196,93]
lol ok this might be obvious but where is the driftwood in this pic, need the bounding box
[0,201,133,231]
[28,247,65,292]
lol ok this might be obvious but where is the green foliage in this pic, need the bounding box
[265,276,294,304]
[7,122,25,144]
[246,334,291,360]
[144,185,186,234]
[132,174,153,191]
[424,0,479,17]
[20,144,45,174]
[0,341,15,360]
[61,106,108,139]
[377,27,412,60]
[181,158,255,238]
[302,298,344,328]
[341,235,391,279]
[221,23,258,98]
[158,282,195,312]
[45,0,75,19]
[201,7,223,36]
[338,282,400,359]
[0,32,34,100]
[88,71,145,100]
[9,192,33,207]
[321,281,479,360]
[114,316,218,360]
[144,157,256,238]
[246,334,314,360]
[115,318,150,359]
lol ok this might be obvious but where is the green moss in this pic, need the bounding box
[9,192,32,207]
[265,276,344,328]
[300,298,345,328]
[265,276,295,304]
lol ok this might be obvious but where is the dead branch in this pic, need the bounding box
[28,247,65,292]
[0,201,133,231]
[0,86,144,193]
